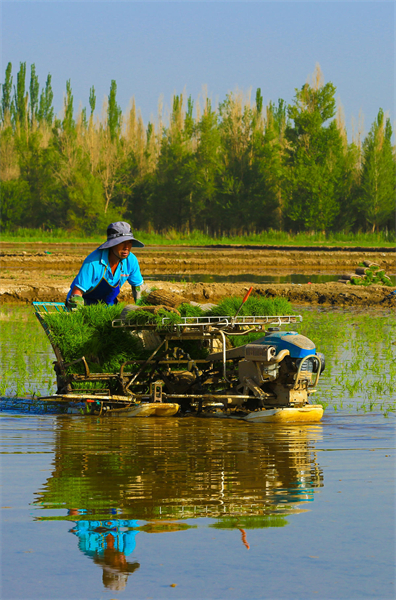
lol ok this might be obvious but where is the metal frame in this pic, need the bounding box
[33,302,69,367]
[112,314,302,331]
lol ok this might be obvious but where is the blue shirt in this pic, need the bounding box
[67,248,144,301]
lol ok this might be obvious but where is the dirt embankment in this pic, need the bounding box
[0,245,394,307]
[0,279,394,308]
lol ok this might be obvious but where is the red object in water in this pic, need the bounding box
[239,528,250,550]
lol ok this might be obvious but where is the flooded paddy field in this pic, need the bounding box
[1,305,395,599]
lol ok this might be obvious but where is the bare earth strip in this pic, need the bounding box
[1,245,395,307]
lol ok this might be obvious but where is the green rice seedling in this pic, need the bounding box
[35,297,296,382]
[125,309,164,325]
[125,296,294,329]
[154,309,183,330]
[230,331,269,348]
[351,265,393,287]
[206,295,294,317]
[72,381,108,391]
[291,308,395,414]
[43,303,148,374]
[178,303,205,317]
[124,308,183,330]
[317,400,329,410]
[345,380,361,396]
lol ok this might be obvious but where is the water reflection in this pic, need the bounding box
[33,417,323,590]
[68,509,140,591]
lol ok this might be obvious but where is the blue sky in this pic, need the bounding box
[2,1,394,137]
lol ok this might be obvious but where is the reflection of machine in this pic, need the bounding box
[33,416,324,591]
[34,302,325,422]
[34,417,324,521]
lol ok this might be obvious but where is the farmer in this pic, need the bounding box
[66,221,144,309]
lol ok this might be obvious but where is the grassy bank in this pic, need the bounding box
[1,228,395,247]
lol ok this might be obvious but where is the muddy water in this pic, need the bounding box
[0,306,395,599]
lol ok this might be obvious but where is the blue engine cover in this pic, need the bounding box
[259,331,316,359]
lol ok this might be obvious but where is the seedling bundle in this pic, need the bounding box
[43,296,294,374]
[339,260,393,286]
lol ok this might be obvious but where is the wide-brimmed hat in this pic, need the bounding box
[97,222,144,250]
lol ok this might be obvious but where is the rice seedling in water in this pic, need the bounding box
[292,308,396,415]
[0,306,56,398]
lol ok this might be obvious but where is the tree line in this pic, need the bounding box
[1,62,395,235]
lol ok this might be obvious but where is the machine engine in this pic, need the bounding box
[235,330,325,408]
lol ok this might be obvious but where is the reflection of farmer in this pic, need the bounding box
[66,221,144,309]
[69,511,140,592]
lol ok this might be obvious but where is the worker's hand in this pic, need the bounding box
[132,283,151,304]
[131,285,141,303]
[67,295,85,311]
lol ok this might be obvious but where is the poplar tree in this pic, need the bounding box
[255,88,263,116]
[1,64,20,184]
[1,62,13,123]
[13,62,28,130]
[62,80,75,134]
[96,82,125,215]
[89,86,96,117]
[192,98,222,231]
[29,64,39,127]
[284,66,344,230]
[248,99,287,230]
[358,110,395,231]
[154,93,194,230]
[184,95,194,138]
[107,80,121,142]
[38,74,54,126]
[217,91,256,231]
